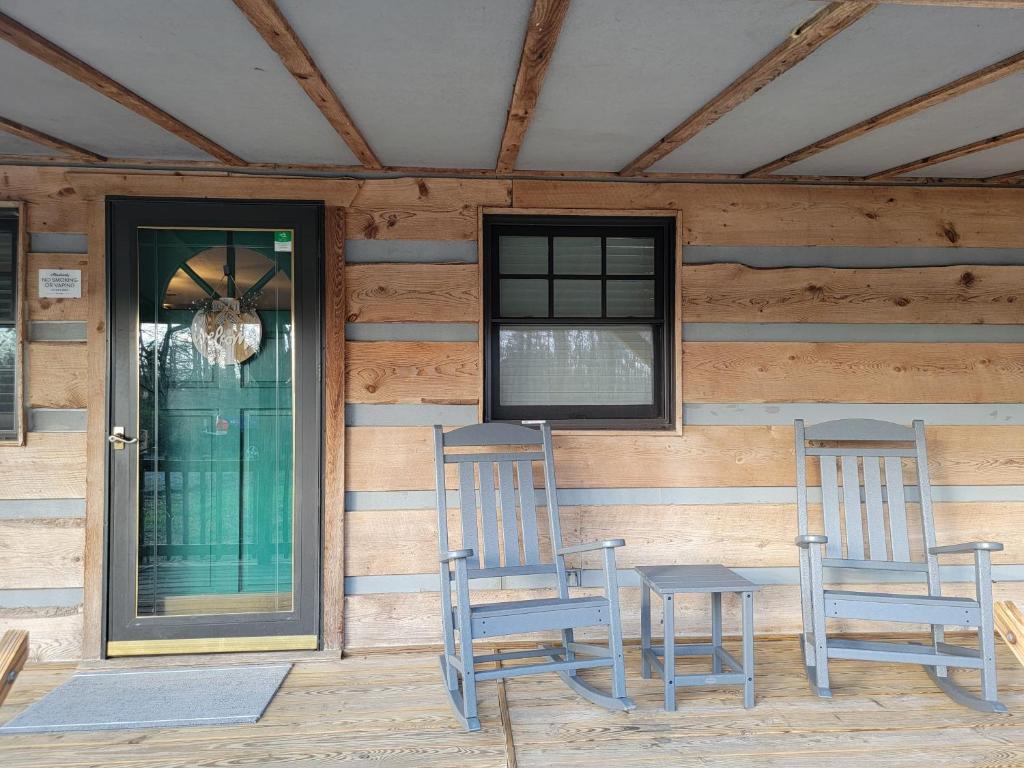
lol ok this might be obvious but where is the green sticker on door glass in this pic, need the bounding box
[274,230,293,252]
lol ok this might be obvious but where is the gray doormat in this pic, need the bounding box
[0,664,291,733]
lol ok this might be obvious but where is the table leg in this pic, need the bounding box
[711,591,722,674]
[641,583,651,679]
[742,590,755,709]
[664,594,676,712]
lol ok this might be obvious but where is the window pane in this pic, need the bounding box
[607,237,655,275]
[499,236,547,274]
[553,237,601,274]
[607,280,655,317]
[499,325,654,406]
[0,327,14,435]
[0,225,15,438]
[0,230,12,322]
[554,279,601,317]
[500,278,548,317]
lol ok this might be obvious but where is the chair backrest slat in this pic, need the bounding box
[517,460,541,565]
[796,418,937,577]
[840,455,865,560]
[884,456,911,561]
[862,456,888,560]
[497,461,521,567]
[458,460,480,569]
[435,422,561,581]
[478,461,501,569]
[819,456,843,559]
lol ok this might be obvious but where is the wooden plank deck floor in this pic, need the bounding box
[1,636,1022,768]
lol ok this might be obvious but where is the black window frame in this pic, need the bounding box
[0,210,20,444]
[483,214,675,430]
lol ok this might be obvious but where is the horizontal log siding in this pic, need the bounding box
[341,178,1024,649]
[5,166,1024,657]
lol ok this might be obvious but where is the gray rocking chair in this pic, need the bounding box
[795,418,1006,712]
[434,422,634,731]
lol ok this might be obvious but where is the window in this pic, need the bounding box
[484,216,675,428]
[0,208,21,443]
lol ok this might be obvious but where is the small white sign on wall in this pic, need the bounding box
[38,268,82,299]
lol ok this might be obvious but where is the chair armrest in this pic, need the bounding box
[556,539,625,556]
[795,534,828,548]
[929,541,1004,555]
[440,548,475,563]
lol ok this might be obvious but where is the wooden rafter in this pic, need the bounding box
[619,1,873,177]
[0,115,105,162]
[868,126,1024,179]
[0,12,244,166]
[232,0,382,170]
[748,49,1024,177]
[496,0,571,173]
[987,168,1024,182]
[862,1,1024,7]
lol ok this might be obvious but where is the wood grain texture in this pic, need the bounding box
[0,432,86,499]
[496,0,571,172]
[26,201,87,233]
[0,13,243,165]
[345,581,1024,648]
[27,342,87,408]
[232,0,381,169]
[345,502,1022,575]
[0,629,28,706]
[345,263,479,323]
[0,519,84,589]
[346,425,1024,491]
[67,171,361,206]
[81,200,104,660]
[748,48,1024,177]
[0,608,81,662]
[512,180,1024,247]
[3,645,1024,767]
[620,2,874,175]
[995,601,1024,668]
[345,341,479,404]
[26,253,89,321]
[682,342,1024,404]
[0,116,103,162]
[346,178,511,239]
[322,206,346,652]
[681,263,1024,324]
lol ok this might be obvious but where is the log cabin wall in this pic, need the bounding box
[2,167,1024,659]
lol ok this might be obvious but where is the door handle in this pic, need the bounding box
[108,427,138,450]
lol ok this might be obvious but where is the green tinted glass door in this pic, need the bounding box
[107,200,321,654]
[137,228,294,617]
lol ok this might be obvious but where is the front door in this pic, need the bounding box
[106,198,321,655]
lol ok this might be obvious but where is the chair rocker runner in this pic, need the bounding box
[794,418,1006,713]
[434,422,634,731]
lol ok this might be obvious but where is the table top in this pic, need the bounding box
[635,564,761,595]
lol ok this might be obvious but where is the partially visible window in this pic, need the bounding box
[0,209,21,443]
[484,216,675,429]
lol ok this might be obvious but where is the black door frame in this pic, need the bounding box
[105,197,323,654]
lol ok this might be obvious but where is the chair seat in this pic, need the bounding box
[458,596,611,638]
[824,590,981,625]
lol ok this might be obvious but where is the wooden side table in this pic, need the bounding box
[636,564,760,711]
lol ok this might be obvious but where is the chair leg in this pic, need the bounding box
[640,583,652,679]
[711,591,723,674]
[932,623,948,679]
[807,546,832,699]
[561,628,577,677]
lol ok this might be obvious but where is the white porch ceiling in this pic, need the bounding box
[0,0,1023,182]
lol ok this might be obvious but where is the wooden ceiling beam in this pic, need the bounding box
[0,12,244,166]
[858,1,1024,8]
[618,2,873,177]
[496,0,571,173]
[0,115,105,162]
[986,168,1024,181]
[232,0,382,170]
[868,126,1024,179]
[747,49,1024,177]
